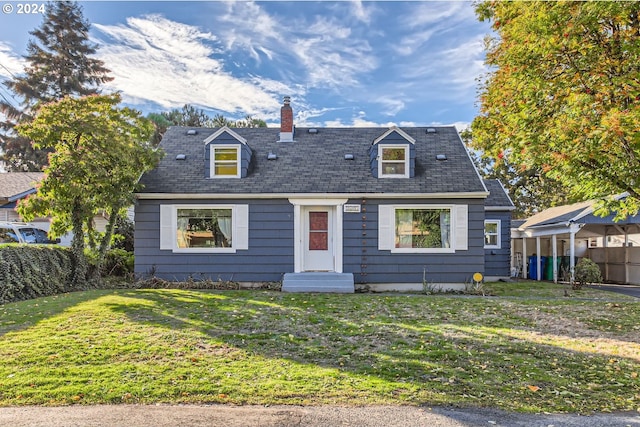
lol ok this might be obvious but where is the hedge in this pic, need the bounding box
[0,245,75,304]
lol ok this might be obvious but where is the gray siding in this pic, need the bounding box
[135,199,294,282]
[344,198,485,284]
[136,197,485,284]
[484,211,511,277]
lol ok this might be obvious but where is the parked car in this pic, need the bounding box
[0,222,60,244]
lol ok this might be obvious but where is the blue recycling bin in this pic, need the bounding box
[528,256,547,280]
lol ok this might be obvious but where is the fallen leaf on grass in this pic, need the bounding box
[527,385,540,392]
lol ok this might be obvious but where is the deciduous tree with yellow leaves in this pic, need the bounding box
[472,1,640,218]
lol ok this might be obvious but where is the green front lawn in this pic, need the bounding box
[0,282,638,413]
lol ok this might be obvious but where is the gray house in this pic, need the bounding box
[483,179,515,280]
[134,98,512,292]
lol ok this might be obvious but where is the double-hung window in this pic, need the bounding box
[210,145,240,178]
[379,145,409,178]
[160,204,249,253]
[484,220,501,249]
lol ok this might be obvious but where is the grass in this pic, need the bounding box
[0,281,638,413]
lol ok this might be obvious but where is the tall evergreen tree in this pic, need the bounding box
[0,1,112,171]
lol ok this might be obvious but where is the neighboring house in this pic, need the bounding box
[0,172,45,223]
[135,97,513,292]
[0,171,115,246]
[512,195,640,284]
[483,179,515,280]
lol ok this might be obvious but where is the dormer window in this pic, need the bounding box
[203,126,251,179]
[211,145,240,178]
[370,127,415,179]
[379,144,409,178]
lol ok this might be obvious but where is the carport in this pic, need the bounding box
[511,198,640,284]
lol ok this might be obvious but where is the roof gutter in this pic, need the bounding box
[6,189,37,203]
[135,191,490,200]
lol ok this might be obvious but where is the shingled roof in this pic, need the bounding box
[0,172,44,203]
[483,179,515,209]
[138,126,487,197]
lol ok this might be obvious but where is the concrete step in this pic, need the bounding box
[282,272,355,293]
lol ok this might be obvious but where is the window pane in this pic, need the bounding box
[176,208,232,248]
[382,148,405,161]
[214,148,237,161]
[485,234,498,246]
[215,163,238,176]
[395,208,450,249]
[0,227,19,243]
[485,223,498,234]
[381,162,405,175]
[309,212,328,231]
[309,231,328,250]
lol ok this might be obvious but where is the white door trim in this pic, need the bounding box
[289,198,347,273]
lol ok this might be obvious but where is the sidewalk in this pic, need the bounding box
[0,404,638,427]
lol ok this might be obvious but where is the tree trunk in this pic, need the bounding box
[70,199,87,287]
[92,205,121,280]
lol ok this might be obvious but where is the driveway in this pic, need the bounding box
[0,404,638,427]
[592,283,640,298]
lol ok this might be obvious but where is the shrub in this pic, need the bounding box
[573,258,602,290]
[112,216,134,252]
[0,245,75,303]
[102,248,134,277]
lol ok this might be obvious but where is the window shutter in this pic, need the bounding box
[378,205,394,250]
[159,205,174,250]
[454,205,468,251]
[234,205,249,250]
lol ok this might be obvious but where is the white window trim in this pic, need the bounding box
[160,204,248,253]
[210,145,240,178]
[378,144,409,178]
[484,219,501,249]
[379,204,468,253]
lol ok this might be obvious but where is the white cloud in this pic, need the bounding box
[93,15,286,116]
[376,96,406,116]
[403,35,487,97]
[0,42,25,78]
[289,17,377,87]
[216,1,282,64]
[404,2,473,28]
[350,0,375,24]
[213,3,378,89]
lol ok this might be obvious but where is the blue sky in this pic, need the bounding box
[0,1,493,129]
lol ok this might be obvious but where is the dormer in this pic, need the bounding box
[369,127,416,178]
[203,126,252,178]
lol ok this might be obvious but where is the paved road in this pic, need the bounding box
[592,283,640,299]
[0,405,638,427]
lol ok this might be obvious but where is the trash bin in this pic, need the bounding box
[545,257,560,280]
[528,256,546,280]
[528,256,536,279]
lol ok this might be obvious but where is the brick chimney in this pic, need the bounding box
[279,96,294,142]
